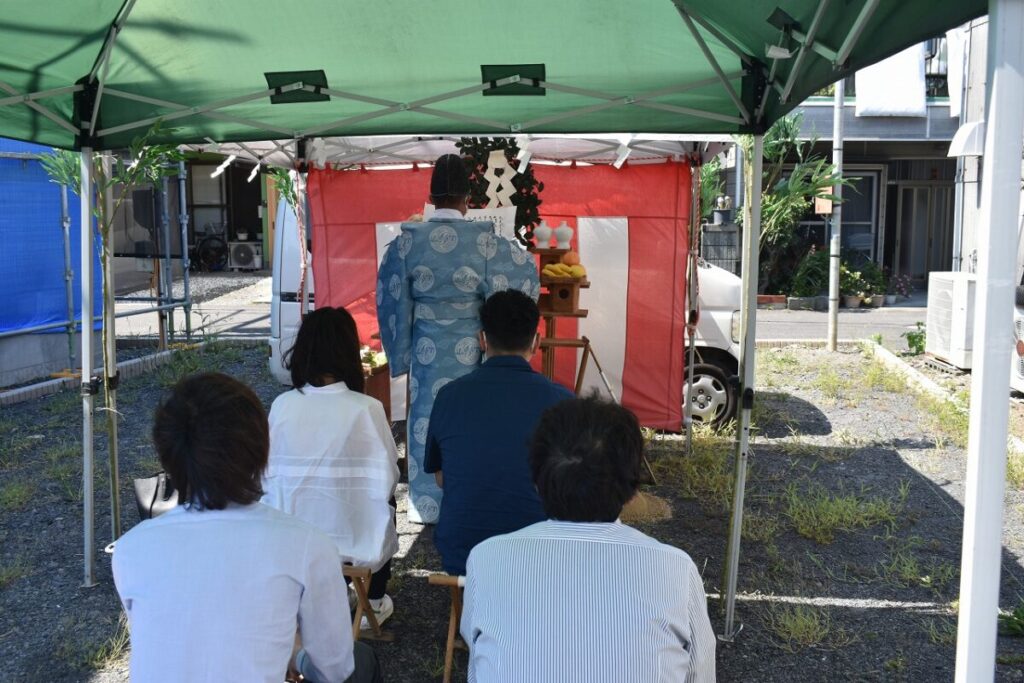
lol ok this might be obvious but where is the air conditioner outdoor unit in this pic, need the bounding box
[925,272,976,369]
[228,241,263,271]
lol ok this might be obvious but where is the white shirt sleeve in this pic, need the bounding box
[296,532,355,682]
[685,559,717,683]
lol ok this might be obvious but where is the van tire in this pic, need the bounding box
[683,362,737,428]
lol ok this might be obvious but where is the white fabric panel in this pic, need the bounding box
[424,204,520,245]
[947,27,968,119]
[576,217,629,400]
[855,44,927,117]
[376,222,407,421]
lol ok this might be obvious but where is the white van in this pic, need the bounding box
[269,203,742,426]
[268,202,312,386]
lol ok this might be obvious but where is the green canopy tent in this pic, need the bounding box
[7,2,1020,679]
[0,1,985,147]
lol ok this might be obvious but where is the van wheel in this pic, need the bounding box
[683,362,736,427]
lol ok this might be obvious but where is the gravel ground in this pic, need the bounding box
[120,271,269,306]
[3,344,1024,680]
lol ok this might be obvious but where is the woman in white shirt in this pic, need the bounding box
[263,306,400,626]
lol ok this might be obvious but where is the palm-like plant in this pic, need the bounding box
[40,124,183,539]
[736,113,852,293]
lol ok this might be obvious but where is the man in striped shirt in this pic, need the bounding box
[461,396,716,682]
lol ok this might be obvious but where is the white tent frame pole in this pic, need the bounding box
[778,0,832,104]
[955,0,1024,678]
[676,8,751,123]
[103,89,297,137]
[0,84,83,109]
[87,0,138,136]
[97,84,305,138]
[756,48,785,121]
[0,80,78,134]
[835,0,881,67]
[721,134,762,641]
[301,80,518,137]
[671,2,753,64]
[529,74,746,130]
[827,78,844,352]
[790,28,838,63]
[79,147,97,588]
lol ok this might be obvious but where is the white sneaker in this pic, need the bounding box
[360,594,393,630]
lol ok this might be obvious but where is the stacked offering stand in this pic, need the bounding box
[532,246,590,387]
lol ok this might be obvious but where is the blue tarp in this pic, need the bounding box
[0,138,102,334]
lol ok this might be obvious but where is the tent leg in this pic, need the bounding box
[101,165,122,541]
[954,0,1024,679]
[684,159,700,451]
[79,149,96,588]
[721,134,762,640]
[160,176,174,343]
[827,78,844,352]
[177,161,193,341]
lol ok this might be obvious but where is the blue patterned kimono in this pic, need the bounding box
[377,216,539,524]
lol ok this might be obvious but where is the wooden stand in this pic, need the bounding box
[363,363,391,421]
[534,247,590,388]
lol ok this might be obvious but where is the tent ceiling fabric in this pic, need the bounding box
[184,134,734,169]
[0,1,986,150]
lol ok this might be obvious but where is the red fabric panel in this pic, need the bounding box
[308,168,430,345]
[533,163,691,429]
[308,162,691,428]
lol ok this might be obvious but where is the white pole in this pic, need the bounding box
[956,0,1024,679]
[79,148,96,588]
[827,78,844,352]
[722,134,762,640]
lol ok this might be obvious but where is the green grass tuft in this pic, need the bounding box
[763,604,854,653]
[0,480,36,511]
[650,426,733,511]
[812,368,850,400]
[0,558,28,590]
[782,481,906,544]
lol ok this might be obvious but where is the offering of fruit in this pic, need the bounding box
[561,251,581,266]
[542,262,587,280]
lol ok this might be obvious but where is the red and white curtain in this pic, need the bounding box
[307,161,692,430]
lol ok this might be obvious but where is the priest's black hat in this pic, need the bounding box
[431,154,471,198]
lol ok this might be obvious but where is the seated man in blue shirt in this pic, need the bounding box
[424,289,573,576]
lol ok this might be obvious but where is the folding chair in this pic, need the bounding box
[343,565,394,642]
[427,573,466,683]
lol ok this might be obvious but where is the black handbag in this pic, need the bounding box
[133,472,178,520]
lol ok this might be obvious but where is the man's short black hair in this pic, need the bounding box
[480,289,539,353]
[530,395,643,522]
[285,306,365,392]
[152,372,268,510]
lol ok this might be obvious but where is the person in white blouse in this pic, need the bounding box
[461,395,717,683]
[262,306,400,627]
[112,372,383,682]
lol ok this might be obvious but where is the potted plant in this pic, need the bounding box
[860,261,886,307]
[890,273,912,302]
[839,263,865,308]
[788,247,828,310]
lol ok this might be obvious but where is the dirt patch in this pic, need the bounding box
[3,344,1024,680]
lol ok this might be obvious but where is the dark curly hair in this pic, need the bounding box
[530,395,643,522]
[152,372,268,510]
